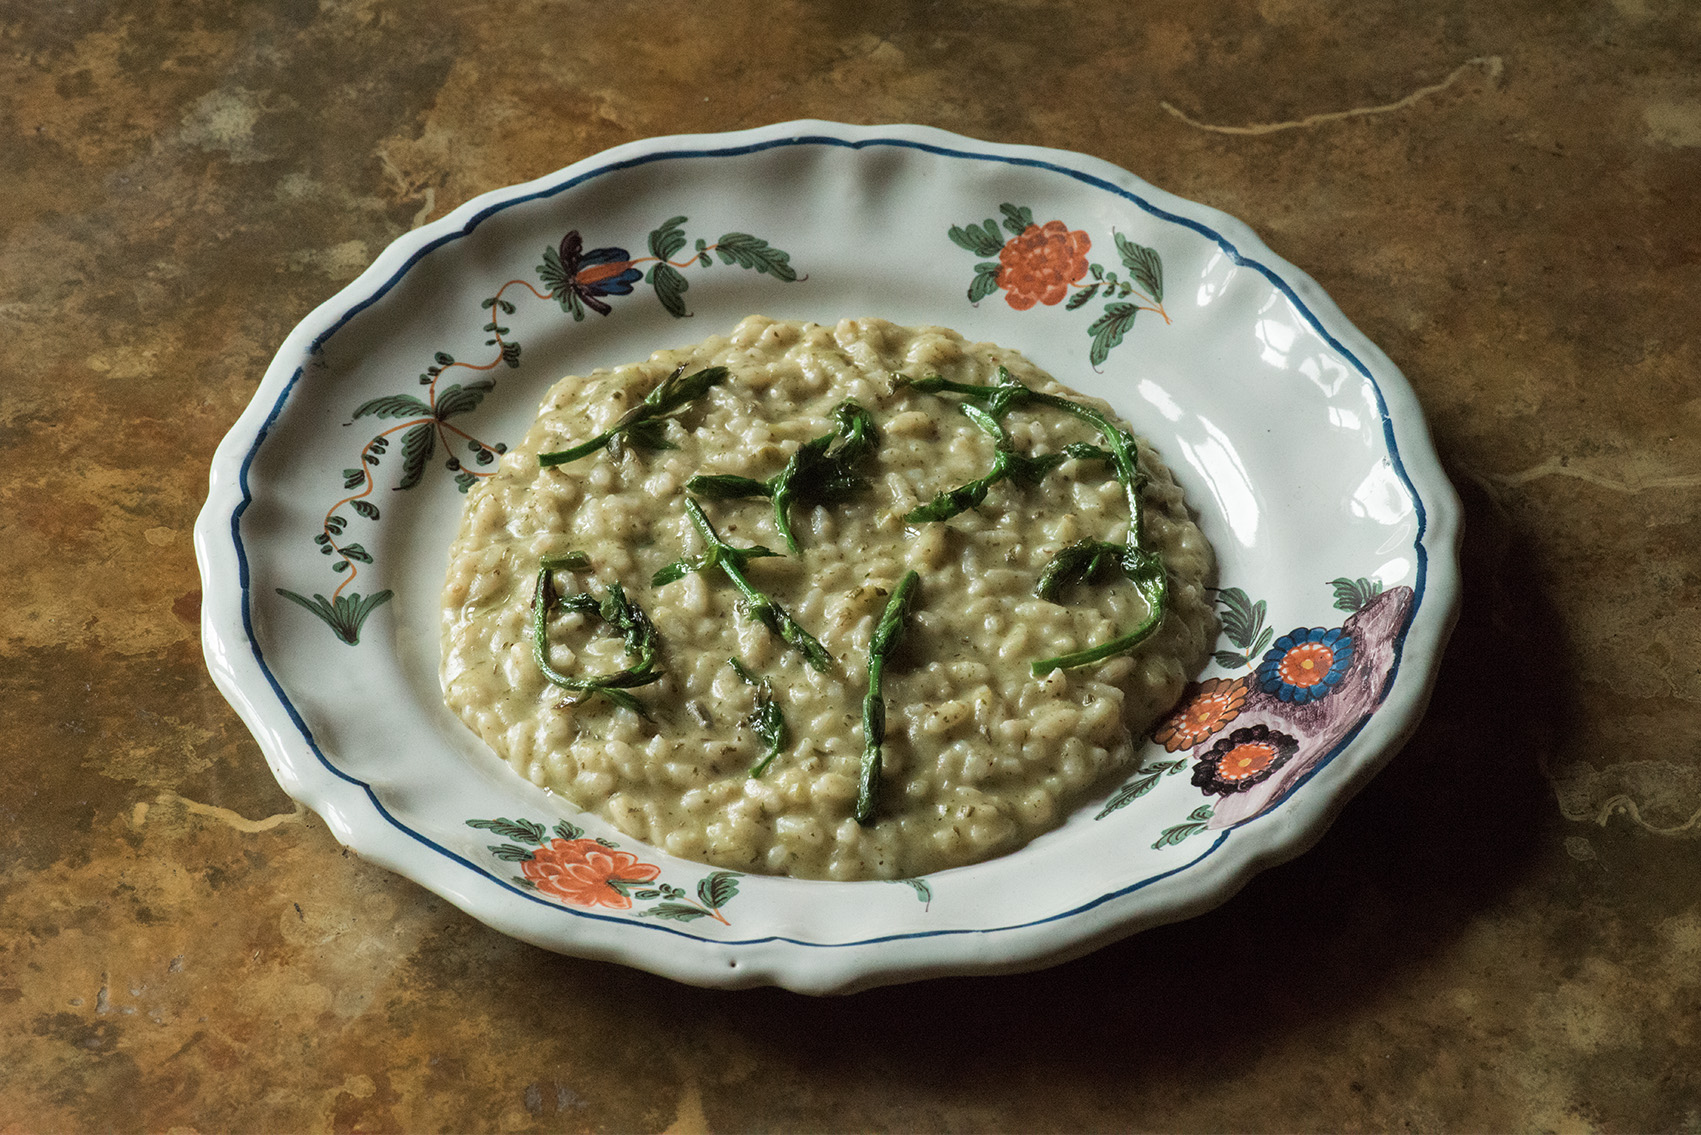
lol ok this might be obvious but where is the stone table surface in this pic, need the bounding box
[5,1,1699,1131]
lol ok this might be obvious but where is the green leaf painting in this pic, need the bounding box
[1000,203,1036,235]
[713,232,798,280]
[640,902,715,923]
[1212,586,1274,670]
[352,393,431,419]
[696,871,742,911]
[948,220,1004,258]
[648,215,688,262]
[395,422,435,490]
[649,261,690,318]
[887,877,933,905]
[1087,303,1140,368]
[1094,758,1188,820]
[1330,576,1384,613]
[468,817,548,844]
[1115,233,1164,304]
[273,589,393,645]
[433,381,495,420]
[968,262,1000,303]
[1153,806,1214,850]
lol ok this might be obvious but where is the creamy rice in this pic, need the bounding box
[441,316,1214,880]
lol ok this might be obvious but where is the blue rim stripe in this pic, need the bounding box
[231,133,1435,950]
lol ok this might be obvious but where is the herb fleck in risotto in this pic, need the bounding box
[440,316,1214,880]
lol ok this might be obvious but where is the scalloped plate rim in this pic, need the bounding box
[195,120,1462,994]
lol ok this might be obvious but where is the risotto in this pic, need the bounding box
[440,316,1214,880]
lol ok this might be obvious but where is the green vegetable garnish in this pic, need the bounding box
[728,656,788,777]
[855,570,919,825]
[538,550,591,571]
[1033,573,1165,672]
[1033,539,1126,601]
[687,400,879,553]
[652,497,832,673]
[902,367,1168,675]
[906,403,1083,523]
[531,567,663,717]
[538,364,729,467]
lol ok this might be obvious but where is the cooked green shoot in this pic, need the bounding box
[531,567,663,718]
[538,550,591,572]
[855,570,920,825]
[901,368,1168,675]
[538,364,729,467]
[906,403,1080,523]
[728,656,788,777]
[687,400,879,553]
[652,496,832,673]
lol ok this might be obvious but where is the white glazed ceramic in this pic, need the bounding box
[196,121,1460,994]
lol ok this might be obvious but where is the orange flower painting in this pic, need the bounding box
[949,202,1169,366]
[1276,641,1335,689]
[521,837,661,910]
[470,816,742,924]
[1152,676,1250,752]
[1191,723,1300,797]
[997,221,1093,310]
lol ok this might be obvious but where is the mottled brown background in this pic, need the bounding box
[4,0,1700,1131]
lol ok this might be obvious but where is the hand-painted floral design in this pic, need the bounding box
[539,231,643,319]
[278,214,801,645]
[522,837,661,909]
[467,816,743,925]
[1152,675,1250,752]
[275,362,507,643]
[1191,723,1299,796]
[948,203,1170,366]
[1210,586,1274,670]
[1256,626,1355,704]
[996,220,1093,310]
[1104,580,1414,849]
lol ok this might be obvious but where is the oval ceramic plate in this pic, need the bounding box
[196,121,1460,994]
